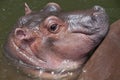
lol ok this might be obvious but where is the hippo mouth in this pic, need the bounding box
[5,37,83,79]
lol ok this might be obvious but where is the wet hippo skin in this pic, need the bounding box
[78,19,120,80]
[4,3,109,80]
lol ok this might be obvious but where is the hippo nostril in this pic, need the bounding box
[91,16,97,22]
[15,28,26,40]
[93,5,105,12]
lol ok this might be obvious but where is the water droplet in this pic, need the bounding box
[67,65,70,68]
[67,72,73,76]
[66,60,70,63]
[19,60,24,64]
[62,69,66,72]
[17,70,19,73]
[83,69,87,73]
[19,51,23,54]
[36,66,40,69]
[2,8,5,11]
[39,70,43,75]
[28,74,31,77]
[35,27,39,30]
[51,71,55,75]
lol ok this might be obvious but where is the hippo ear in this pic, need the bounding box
[25,3,32,15]
[43,2,61,13]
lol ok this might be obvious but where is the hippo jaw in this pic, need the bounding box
[4,3,109,80]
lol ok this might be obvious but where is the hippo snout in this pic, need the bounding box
[66,5,108,37]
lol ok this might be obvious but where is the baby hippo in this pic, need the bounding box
[4,2,109,80]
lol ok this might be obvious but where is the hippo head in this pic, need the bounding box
[4,3,109,80]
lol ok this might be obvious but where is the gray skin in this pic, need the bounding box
[4,3,109,80]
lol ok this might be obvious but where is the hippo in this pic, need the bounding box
[4,2,109,80]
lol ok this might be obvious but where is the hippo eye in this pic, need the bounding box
[48,23,59,33]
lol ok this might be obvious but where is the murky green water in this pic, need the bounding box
[0,0,120,80]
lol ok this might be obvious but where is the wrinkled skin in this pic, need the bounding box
[4,3,109,80]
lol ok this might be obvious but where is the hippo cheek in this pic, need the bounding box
[52,34,94,60]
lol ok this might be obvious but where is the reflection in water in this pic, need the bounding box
[0,0,120,80]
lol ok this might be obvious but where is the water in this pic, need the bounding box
[0,0,120,80]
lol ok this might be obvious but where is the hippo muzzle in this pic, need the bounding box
[4,3,109,80]
[66,6,108,38]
